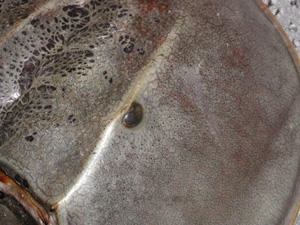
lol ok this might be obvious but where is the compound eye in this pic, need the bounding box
[122,102,143,128]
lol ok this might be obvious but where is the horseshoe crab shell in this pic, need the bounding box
[1,0,300,224]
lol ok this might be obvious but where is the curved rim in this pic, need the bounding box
[0,171,57,225]
[255,1,300,224]
[256,0,300,72]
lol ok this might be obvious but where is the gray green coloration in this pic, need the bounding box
[1,0,300,224]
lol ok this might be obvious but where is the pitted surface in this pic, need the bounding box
[0,0,174,202]
[57,1,300,224]
[1,0,300,225]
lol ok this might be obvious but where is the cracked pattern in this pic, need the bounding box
[1,0,300,224]
[261,1,300,224]
[58,0,300,224]
[0,0,174,203]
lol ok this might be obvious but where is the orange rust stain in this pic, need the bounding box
[51,202,58,211]
[138,0,171,13]
[0,171,51,224]
[0,171,9,183]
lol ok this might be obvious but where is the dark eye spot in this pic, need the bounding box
[122,102,143,128]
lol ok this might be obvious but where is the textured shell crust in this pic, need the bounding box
[1,0,300,224]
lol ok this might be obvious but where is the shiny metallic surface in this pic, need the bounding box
[1,0,300,224]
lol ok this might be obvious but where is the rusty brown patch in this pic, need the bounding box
[0,172,9,183]
[51,202,58,211]
[138,0,171,13]
[223,47,249,69]
[0,171,55,224]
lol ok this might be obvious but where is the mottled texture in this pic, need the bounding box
[261,2,300,224]
[0,0,174,204]
[0,0,300,224]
